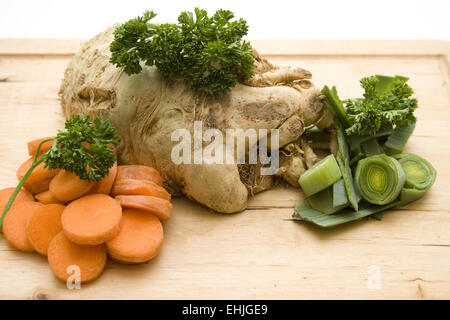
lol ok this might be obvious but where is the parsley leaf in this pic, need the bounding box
[344,75,418,136]
[110,8,255,94]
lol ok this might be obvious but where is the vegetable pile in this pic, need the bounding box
[110,8,254,94]
[0,116,173,283]
[293,75,437,227]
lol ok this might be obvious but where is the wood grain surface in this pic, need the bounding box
[0,39,449,300]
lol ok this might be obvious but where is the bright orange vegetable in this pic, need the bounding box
[106,209,163,263]
[115,195,172,221]
[111,178,171,200]
[49,170,95,202]
[61,194,122,245]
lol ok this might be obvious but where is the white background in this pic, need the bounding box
[0,0,449,40]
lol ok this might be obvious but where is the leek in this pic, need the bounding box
[322,85,351,127]
[393,153,436,205]
[335,120,361,210]
[292,201,401,227]
[361,138,384,157]
[355,154,406,205]
[384,122,416,154]
[393,153,436,190]
[298,154,342,197]
[333,178,349,208]
[307,184,348,215]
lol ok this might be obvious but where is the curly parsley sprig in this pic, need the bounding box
[0,115,120,228]
[109,8,255,94]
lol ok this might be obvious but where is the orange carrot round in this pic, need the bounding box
[88,162,117,195]
[27,136,54,156]
[62,194,122,245]
[106,209,163,264]
[49,170,95,202]
[35,190,67,205]
[115,165,163,186]
[3,201,44,252]
[115,195,172,221]
[111,178,171,200]
[26,204,65,255]
[17,158,59,194]
[0,187,34,212]
[47,232,106,283]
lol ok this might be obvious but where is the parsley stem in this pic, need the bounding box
[0,138,53,229]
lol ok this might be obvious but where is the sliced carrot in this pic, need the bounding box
[27,136,54,156]
[115,195,172,221]
[35,190,67,205]
[0,187,34,212]
[16,158,60,194]
[26,204,64,255]
[49,170,95,202]
[111,178,171,200]
[88,162,117,195]
[115,165,163,186]
[47,232,106,283]
[62,194,122,245]
[106,209,163,264]
[3,201,44,252]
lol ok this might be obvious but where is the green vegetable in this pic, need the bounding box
[355,154,406,205]
[400,188,427,205]
[370,211,384,220]
[349,125,393,154]
[307,182,348,215]
[335,120,361,210]
[384,122,416,154]
[393,153,436,190]
[292,201,400,227]
[0,115,120,229]
[110,8,255,94]
[344,75,418,136]
[393,153,436,205]
[361,138,384,157]
[333,178,349,208]
[322,85,351,127]
[298,154,342,197]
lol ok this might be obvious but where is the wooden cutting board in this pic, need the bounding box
[0,39,449,300]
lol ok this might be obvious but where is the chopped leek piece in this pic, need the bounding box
[355,154,406,205]
[292,201,401,227]
[384,122,416,154]
[361,138,384,157]
[400,188,427,205]
[322,85,351,127]
[350,152,364,167]
[393,153,436,190]
[374,75,409,94]
[307,185,348,215]
[333,179,349,208]
[298,154,342,197]
[335,120,361,210]
[349,125,393,154]
[371,211,384,220]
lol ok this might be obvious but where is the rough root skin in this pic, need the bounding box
[59,26,332,213]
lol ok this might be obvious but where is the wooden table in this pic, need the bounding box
[0,39,449,300]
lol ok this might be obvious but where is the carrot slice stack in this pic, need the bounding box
[27,136,54,156]
[3,201,44,252]
[49,170,95,202]
[115,165,163,186]
[88,162,117,195]
[111,178,171,200]
[115,195,172,221]
[26,204,65,255]
[16,158,59,194]
[61,194,122,245]
[35,190,67,205]
[106,209,164,263]
[47,232,106,283]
